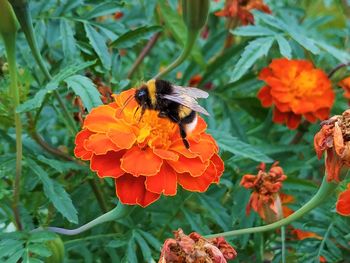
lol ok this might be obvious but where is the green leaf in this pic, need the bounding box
[37,155,82,174]
[232,25,276,37]
[27,159,78,224]
[137,230,161,251]
[16,61,96,113]
[64,75,102,112]
[84,23,111,70]
[285,26,320,54]
[134,232,152,262]
[275,35,292,58]
[230,37,274,82]
[83,2,124,19]
[208,129,273,163]
[28,232,58,243]
[60,19,77,59]
[4,250,24,263]
[27,244,51,258]
[110,25,162,48]
[316,41,350,63]
[126,235,138,263]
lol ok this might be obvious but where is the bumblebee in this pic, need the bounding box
[134,79,209,148]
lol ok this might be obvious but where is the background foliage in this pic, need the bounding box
[1,0,350,262]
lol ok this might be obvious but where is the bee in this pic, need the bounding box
[134,79,209,149]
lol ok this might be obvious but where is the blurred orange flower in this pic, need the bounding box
[291,229,322,240]
[314,110,350,182]
[258,58,334,129]
[336,183,350,216]
[338,76,350,100]
[158,229,237,263]
[215,0,271,25]
[240,162,287,222]
[74,89,224,207]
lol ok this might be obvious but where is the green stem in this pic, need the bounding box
[154,30,198,79]
[34,203,134,236]
[10,1,77,134]
[1,3,22,229]
[281,226,286,263]
[205,176,337,238]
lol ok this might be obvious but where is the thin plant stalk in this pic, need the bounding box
[0,0,22,230]
[154,31,198,79]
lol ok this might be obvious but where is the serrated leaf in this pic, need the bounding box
[317,41,350,63]
[37,155,82,173]
[60,19,78,59]
[4,249,24,263]
[230,37,274,82]
[276,35,292,58]
[27,244,51,258]
[64,75,102,112]
[27,159,78,224]
[232,25,276,37]
[16,61,95,113]
[28,231,57,243]
[286,26,320,54]
[110,25,162,48]
[208,129,273,163]
[83,2,124,19]
[126,235,138,263]
[84,23,111,70]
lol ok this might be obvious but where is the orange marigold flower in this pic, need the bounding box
[314,110,350,182]
[240,162,287,222]
[338,76,350,100]
[257,58,334,129]
[74,89,224,207]
[336,183,350,216]
[215,0,271,25]
[158,229,237,263]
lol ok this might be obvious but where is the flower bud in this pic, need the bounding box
[182,0,209,33]
[0,0,18,36]
[44,235,65,263]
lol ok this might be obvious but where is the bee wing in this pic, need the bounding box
[162,94,210,116]
[171,85,209,99]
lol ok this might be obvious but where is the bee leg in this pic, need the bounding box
[179,123,190,149]
[138,105,146,123]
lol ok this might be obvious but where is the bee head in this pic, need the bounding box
[134,85,149,105]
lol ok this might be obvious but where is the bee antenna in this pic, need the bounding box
[117,94,134,116]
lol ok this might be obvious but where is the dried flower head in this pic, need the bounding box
[74,89,224,207]
[336,183,350,216]
[314,109,350,182]
[215,0,271,25]
[241,162,287,222]
[258,58,334,129]
[158,229,237,263]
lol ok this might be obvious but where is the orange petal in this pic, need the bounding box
[188,137,216,162]
[90,151,125,178]
[84,133,120,154]
[107,126,136,149]
[211,153,224,181]
[167,156,209,177]
[325,148,342,182]
[145,164,177,196]
[286,113,301,129]
[177,161,217,192]
[74,129,93,160]
[153,148,179,161]
[336,187,350,216]
[170,139,198,159]
[257,86,273,107]
[121,146,163,176]
[115,174,160,207]
[83,105,120,133]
